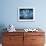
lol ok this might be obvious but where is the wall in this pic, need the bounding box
[0,0,46,29]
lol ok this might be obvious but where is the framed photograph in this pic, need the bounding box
[18,7,35,21]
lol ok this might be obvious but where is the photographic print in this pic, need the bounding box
[18,7,35,21]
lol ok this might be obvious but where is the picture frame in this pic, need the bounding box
[18,7,35,21]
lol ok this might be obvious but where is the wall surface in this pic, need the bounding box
[0,0,46,29]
